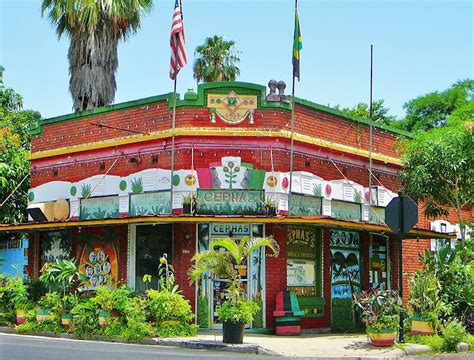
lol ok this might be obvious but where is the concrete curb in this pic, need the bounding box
[154,338,266,354]
[0,327,267,354]
[402,343,432,356]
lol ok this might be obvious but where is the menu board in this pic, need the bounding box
[287,260,316,287]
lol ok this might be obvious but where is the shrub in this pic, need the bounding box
[405,333,445,353]
[197,296,209,328]
[217,299,259,324]
[442,320,467,352]
[92,286,131,313]
[146,289,194,323]
[157,322,198,337]
[70,298,100,339]
[409,271,442,329]
[352,290,402,333]
[25,278,47,303]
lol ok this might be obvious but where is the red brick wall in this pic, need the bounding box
[172,224,196,312]
[265,224,288,329]
[32,102,400,160]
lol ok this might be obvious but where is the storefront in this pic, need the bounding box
[0,81,456,333]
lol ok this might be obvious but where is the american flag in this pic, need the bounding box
[169,0,187,80]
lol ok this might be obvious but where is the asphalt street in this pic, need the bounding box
[0,333,276,360]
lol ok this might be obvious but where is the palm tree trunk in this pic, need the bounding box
[69,17,118,112]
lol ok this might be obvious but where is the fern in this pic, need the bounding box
[81,184,92,198]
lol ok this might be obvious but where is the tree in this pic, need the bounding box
[341,99,396,126]
[0,67,41,224]
[398,117,473,262]
[41,0,153,112]
[395,79,474,132]
[193,35,240,83]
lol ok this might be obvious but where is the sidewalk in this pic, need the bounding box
[159,332,417,358]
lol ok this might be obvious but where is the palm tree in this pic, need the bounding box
[41,0,152,112]
[193,35,240,83]
[189,236,279,302]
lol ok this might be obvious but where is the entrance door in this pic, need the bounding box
[133,224,172,292]
[196,223,265,330]
[330,230,361,332]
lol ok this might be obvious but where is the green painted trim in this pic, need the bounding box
[293,97,413,138]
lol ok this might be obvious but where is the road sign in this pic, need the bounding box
[385,195,418,234]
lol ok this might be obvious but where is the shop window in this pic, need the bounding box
[331,200,361,221]
[135,225,172,292]
[287,226,324,317]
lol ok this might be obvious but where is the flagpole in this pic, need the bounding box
[170,77,177,214]
[288,0,298,216]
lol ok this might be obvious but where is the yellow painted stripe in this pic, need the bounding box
[0,215,450,238]
[30,128,402,165]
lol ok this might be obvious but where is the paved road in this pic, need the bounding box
[0,333,276,360]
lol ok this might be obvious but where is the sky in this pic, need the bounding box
[0,0,472,120]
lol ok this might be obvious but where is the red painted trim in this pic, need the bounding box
[275,325,301,335]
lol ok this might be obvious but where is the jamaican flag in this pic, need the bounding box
[292,8,302,80]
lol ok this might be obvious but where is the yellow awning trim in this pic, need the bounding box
[29,128,402,165]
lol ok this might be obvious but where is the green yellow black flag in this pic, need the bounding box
[292,7,302,81]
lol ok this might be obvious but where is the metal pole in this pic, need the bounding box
[368,45,374,205]
[170,78,177,214]
[398,194,405,343]
[288,0,298,216]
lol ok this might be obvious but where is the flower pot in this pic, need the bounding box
[183,203,191,214]
[223,321,245,344]
[16,309,27,325]
[98,310,110,328]
[367,328,397,347]
[411,314,434,335]
[36,309,53,323]
[61,313,73,326]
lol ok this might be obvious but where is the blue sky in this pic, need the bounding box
[1,0,472,119]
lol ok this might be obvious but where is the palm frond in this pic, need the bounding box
[245,237,279,258]
[211,238,242,265]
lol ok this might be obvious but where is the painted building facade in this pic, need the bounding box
[2,81,469,332]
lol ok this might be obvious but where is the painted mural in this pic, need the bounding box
[0,238,28,277]
[27,156,396,222]
[79,243,118,289]
[41,232,72,265]
[330,230,360,299]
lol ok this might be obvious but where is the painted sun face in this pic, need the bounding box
[266,176,277,188]
[185,174,196,186]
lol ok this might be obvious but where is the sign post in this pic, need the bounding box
[385,194,418,343]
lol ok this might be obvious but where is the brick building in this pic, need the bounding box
[1,81,468,332]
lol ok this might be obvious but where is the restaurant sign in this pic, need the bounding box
[130,191,172,216]
[196,189,263,215]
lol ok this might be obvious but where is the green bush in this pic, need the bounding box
[409,271,442,329]
[156,322,198,337]
[70,298,100,339]
[217,299,259,324]
[405,333,445,353]
[92,286,131,313]
[442,319,467,352]
[146,289,194,323]
[17,319,63,334]
[196,296,209,329]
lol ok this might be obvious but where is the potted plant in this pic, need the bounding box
[189,235,279,344]
[409,271,441,335]
[7,277,33,325]
[353,290,402,347]
[262,197,277,216]
[36,291,60,322]
[93,286,130,328]
[182,194,200,215]
[57,293,79,326]
[182,194,192,214]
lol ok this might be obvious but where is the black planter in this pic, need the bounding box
[265,206,277,216]
[183,203,191,214]
[222,321,245,344]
